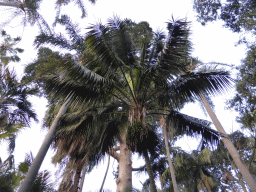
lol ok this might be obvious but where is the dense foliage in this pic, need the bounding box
[194,0,256,32]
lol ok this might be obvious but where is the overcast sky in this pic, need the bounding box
[0,0,248,191]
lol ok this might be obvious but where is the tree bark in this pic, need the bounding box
[161,116,178,192]
[71,159,83,192]
[229,158,247,192]
[99,155,110,192]
[200,93,256,191]
[78,162,87,192]
[18,98,71,192]
[143,151,157,192]
[116,133,132,192]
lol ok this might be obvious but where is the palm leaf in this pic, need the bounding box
[171,71,234,100]
[168,110,219,146]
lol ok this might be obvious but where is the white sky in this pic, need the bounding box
[0,0,249,191]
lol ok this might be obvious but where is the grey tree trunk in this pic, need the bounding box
[143,151,157,192]
[18,98,71,192]
[116,133,132,192]
[200,93,256,191]
[162,116,178,192]
[0,2,19,8]
[99,155,110,192]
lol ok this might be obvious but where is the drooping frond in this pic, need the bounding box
[168,110,219,147]
[52,100,127,165]
[43,58,111,104]
[54,0,96,22]
[34,33,74,50]
[55,15,85,52]
[171,71,234,100]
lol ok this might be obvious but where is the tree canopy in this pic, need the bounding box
[194,0,256,32]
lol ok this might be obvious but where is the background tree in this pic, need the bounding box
[0,152,56,192]
[0,30,38,169]
[0,0,96,31]
[193,0,256,32]
[228,45,256,134]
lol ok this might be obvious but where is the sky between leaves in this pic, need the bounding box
[0,0,250,191]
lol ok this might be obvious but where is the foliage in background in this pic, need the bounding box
[194,0,256,33]
[0,152,56,192]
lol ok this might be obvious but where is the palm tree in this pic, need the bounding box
[0,0,96,31]
[0,0,50,32]
[21,16,233,191]
[0,30,38,166]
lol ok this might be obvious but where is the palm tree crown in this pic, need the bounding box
[22,16,234,191]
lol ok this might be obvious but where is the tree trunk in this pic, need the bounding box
[71,159,83,192]
[143,150,157,192]
[200,93,256,191]
[229,158,247,192]
[0,2,20,8]
[116,133,132,192]
[161,116,178,192]
[18,98,71,192]
[99,155,110,192]
[78,162,87,192]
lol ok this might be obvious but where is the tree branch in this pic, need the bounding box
[108,148,120,162]
[113,146,120,151]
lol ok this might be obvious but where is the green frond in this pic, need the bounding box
[56,15,85,51]
[168,110,219,147]
[171,71,234,100]
[34,33,73,50]
[154,19,192,76]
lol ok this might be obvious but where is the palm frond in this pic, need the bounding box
[56,15,85,52]
[154,19,192,76]
[34,33,73,50]
[171,71,234,100]
[168,110,219,146]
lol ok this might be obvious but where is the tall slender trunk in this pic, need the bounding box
[200,93,256,191]
[18,98,71,192]
[0,2,20,8]
[143,150,157,192]
[71,159,83,192]
[229,158,247,192]
[161,116,178,192]
[116,133,132,192]
[99,155,110,192]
